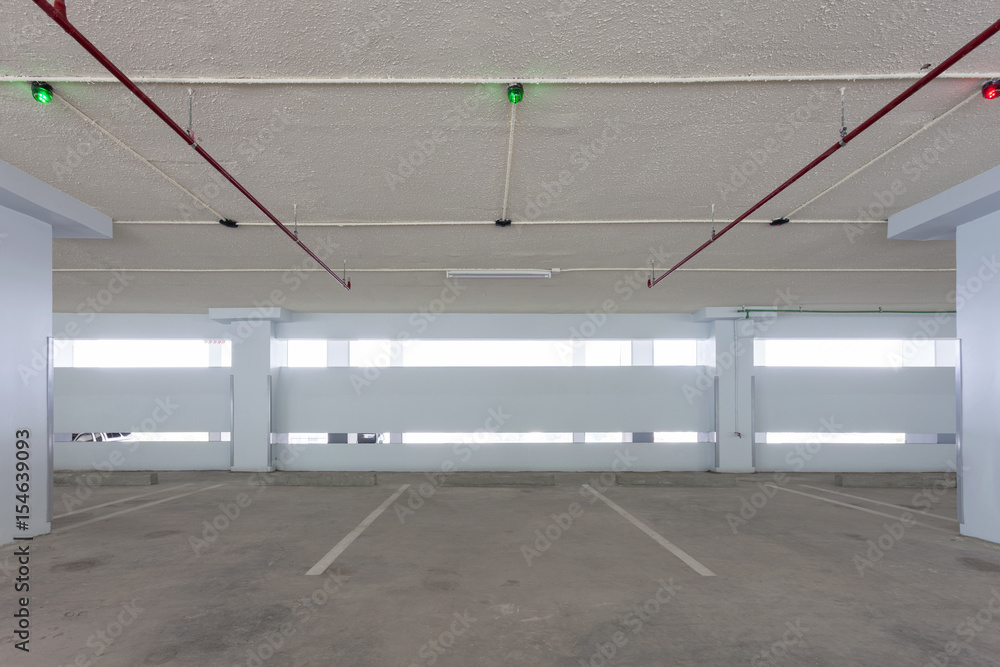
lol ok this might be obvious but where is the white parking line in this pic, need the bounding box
[582,484,716,577]
[798,484,959,523]
[306,484,411,576]
[772,486,953,534]
[53,483,194,519]
[52,484,227,533]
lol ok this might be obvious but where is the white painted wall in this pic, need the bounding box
[54,368,231,432]
[274,366,713,433]
[755,367,956,433]
[753,366,956,472]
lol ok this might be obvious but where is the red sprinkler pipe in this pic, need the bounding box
[649,18,1000,288]
[31,0,351,290]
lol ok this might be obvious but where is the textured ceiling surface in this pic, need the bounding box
[2,0,998,313]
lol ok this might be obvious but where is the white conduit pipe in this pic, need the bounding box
[4,73,999,85]
[111,218,872,226]
[54,267,954,274]
[501,102,517,221]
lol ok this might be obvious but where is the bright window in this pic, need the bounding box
[345,339,705,367]
[653,432,701,443]
[288,433,330,444]
[350,340,575,367]
[61,340,230,368]
[585,432,624,443]
[653,340,699,366]
[287,340,327,367]
[584,341,632,366]
[402,432,574,444]
[764,432,906,444]
[754,339,955,368]
[64,432,223,442]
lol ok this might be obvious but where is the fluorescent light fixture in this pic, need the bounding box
[446,269,552,279]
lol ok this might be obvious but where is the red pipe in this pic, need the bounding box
[649,18,1000,288]
[31,0,350,290]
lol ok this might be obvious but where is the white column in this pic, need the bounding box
[889,164,1000,545]
[0,211,53,544]
[955,211,1000,543]
[231,320,274,472]
[211,308,291,472]
[711,317,755,472]
[0,159,111,546]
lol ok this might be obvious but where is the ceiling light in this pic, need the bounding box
[983,79,999,100]
[507,83,524,104]
[446,269,551,279]
[31,81,53,104]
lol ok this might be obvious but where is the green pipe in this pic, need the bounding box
[738,308,957,318]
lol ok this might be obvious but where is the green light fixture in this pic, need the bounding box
[507,83,523,104]
[31,81,53,104]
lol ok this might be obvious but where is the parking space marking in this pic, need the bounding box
[773,486,953,534]
[53,483,194,519]
[306,484,411,576]
[52,484,226,533]
[799,484,958,523]
[582,484,716,577]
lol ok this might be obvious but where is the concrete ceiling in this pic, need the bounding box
[2,0,998,314]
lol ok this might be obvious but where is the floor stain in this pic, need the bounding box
[959,557,1000,573]
[143,647,178,665]
[424,568,460,591]
[51,558,100,572]
[144,530,181,539]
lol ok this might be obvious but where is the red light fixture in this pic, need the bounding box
[983,79,1000,100]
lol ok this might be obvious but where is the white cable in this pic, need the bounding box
[786,90,980,219]
[54,93,225,220]
[501,102,517,220]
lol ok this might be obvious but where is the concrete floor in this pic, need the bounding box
[3,472,1000,666]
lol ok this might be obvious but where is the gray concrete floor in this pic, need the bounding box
[3,472,1000,666]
